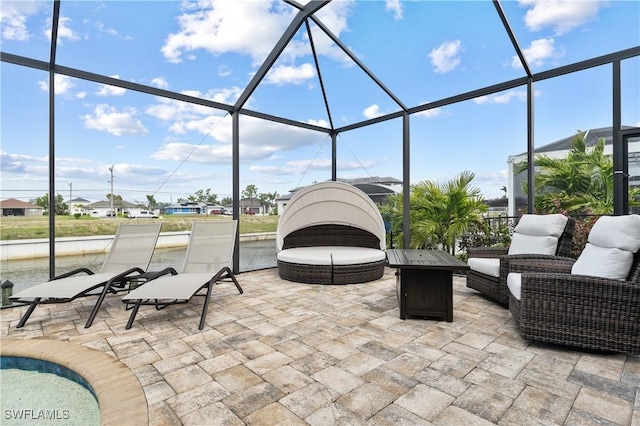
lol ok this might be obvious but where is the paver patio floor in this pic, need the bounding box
[2,267,639,425]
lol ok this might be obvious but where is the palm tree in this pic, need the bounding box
[381,171,487,254]
[517,131,640,214]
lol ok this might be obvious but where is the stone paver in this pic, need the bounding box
[3,268,639,425]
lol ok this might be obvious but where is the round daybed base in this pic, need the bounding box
[277,258,386,285]
[277,261,333,284]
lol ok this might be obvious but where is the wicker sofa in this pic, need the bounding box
[507,214,640,355]
[276,182,387,285]
[466,214,575,305]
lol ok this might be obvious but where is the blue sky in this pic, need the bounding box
[1,0,639,206]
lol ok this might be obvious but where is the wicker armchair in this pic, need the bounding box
[466,214,575,305]
[507,214,640,355]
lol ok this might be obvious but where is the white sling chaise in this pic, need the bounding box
[11,223,161,328]
[122,220,243,330]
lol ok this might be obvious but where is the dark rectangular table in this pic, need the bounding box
[387,249,469,321]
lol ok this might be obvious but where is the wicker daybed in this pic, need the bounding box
[276,182,387,285]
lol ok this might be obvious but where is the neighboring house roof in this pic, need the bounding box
[514,125,636,156]
[0,198,42,209]
[70,197,90,203]
[85,200,142,209]
[278,176,403,202]
[337,176,402,186]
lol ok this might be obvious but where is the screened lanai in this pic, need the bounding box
[1,0,639,274]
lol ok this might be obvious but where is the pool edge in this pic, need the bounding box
[1,339,148,425]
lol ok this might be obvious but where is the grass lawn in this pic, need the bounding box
[0,214,279,240]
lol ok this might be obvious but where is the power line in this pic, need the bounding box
[151,113,229,198]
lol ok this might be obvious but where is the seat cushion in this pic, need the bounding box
[507,272,521,301]
[467,258,500,277]
[277,247,333,265]
[329,247,386,265]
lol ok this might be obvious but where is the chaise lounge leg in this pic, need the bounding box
[224,268,243,294]
[126,303,141,330]
[16,298,41,328]
[85,284,112,328]
[199,283,215,330]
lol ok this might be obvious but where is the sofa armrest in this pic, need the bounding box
[505,256,575,275]
[467,246,508,259]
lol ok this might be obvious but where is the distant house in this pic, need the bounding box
[277,176,402,214]
[69,197,90,215]
[0,198,44,217]
[162,202,203,215]
[507,126,640,216]
[84,200,143,217]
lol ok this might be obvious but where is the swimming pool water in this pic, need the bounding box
[0,357,100,426]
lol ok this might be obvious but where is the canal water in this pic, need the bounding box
[1,240,277,295]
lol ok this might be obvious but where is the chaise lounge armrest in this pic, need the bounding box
[515,272,640,355]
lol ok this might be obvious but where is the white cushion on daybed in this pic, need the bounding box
[277,246,385,266]
[467,258,500,277]
[329,247,386,265]
[277,247,333,265]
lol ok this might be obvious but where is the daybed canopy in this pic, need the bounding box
[276,181,386,251]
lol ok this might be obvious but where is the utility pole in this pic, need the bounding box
[67,182,72,215]
[109,165,114,218]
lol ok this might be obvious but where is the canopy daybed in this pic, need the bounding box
[276,181,387,284]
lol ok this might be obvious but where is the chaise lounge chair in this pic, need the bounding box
[122,220,243,330]
[11,223,162,328]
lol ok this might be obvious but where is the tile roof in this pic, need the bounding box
[0,198,41,209]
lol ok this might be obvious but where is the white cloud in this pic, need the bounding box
[386,0,403,21]
[160,0,355,73]
[0,1,44,41]
[520,0,603,35]
[473,169,509,199]
[265,63,316,85]
[82,104,148,136]
[161,1,297,65]
[145,88,242,130]
[0,151,42,173]
[250,158,374,176]
[96,21,117,36]
[511,37,561,68]
[96,76,127,96]
[307,118,330,128]
[415,107,443,118]
[474,90,527,104]
[151,115,329,165]
[45,16,80,42]
[363,104,384,119]
[218,65,232,77]
[38,74,76,95]
[151,77,169,89]
[429,40,462,73]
